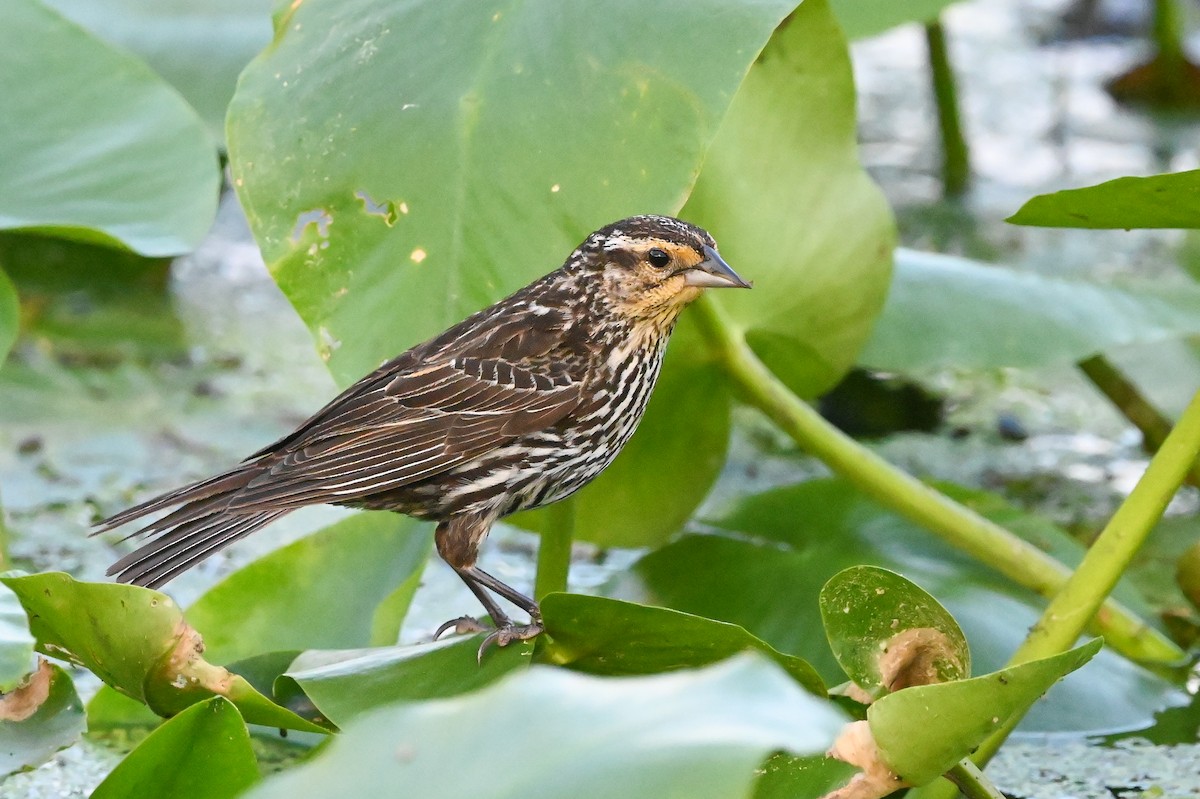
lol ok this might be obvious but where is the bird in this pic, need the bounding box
[95,214,750,653]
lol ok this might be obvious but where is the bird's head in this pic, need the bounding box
[575,215,750,325]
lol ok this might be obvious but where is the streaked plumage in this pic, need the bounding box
[96,215,749,651]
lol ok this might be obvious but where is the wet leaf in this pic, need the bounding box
[1008,170,1200,230]
[753,753,861,799]
[279,636,531,727]
[0,661,85,777]
[537,593,825,696]
[87,685,162,731]
[248,655,846,799]
[90,697,259,799]
[0,0,218,255]
[0,580,35,692]
[859,248,1200,371]
[683,0,894,398]
[635,478,1180,732]
[42,0,273,138]
[185,511,432,664]
[868,639,1102,785]
[1,572,326,732]
[820,566,969,698]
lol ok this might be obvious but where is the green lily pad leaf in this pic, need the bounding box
[1007,171,1200,230]
[635,478,1178,733]
[0,580,35,692]
[91,697,259,799]
[278,636,531,728]
[0,661,85,777]
[754,753,861,799]
[859,248,1200,371]
[0,265,16,364]
[41,0,273,139]
[228,0,798,386]
[185,512,431,664]
[87,685,163,731]
[247,655,846,799]
[820,566,969,698]
[829,0,960,39]
[537,593,825,696]
[1,572,326,733]
[868,639,1102,785]
[0,0,218,255]
[512,320,731,547]
[683,0,894,398]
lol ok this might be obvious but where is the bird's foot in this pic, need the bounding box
[477,620,544,663]
[433,615,492,640]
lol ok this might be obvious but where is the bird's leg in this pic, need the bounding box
[433,516,544,658]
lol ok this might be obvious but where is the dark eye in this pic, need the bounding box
[647,248,671,268]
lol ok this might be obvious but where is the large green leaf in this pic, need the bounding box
[869,640,1102,785]
[228,0,799,386]
[0,573,325,732]
[538,593,825,695]
[90,697,259,799]
[634,478,1179,732]
[829,0,959,39]
[0,266,16,364]
[0,0,219,255]
[185,512,431,664]
[859,248,1200,371]
[1008,171,1200,230]
[41,0,273,138]
[0,661,85,777]
[247,656,846,799]
[0,581,35,692]
[683,0,894,398]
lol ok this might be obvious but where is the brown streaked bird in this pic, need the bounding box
[95,215,750,652]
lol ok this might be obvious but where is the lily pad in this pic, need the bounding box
[0,661,85,777]
[0,0,218,255]
[1007,171,1200,230]
[1,572,325,732]
[90,697,259,799]
[0,580,35,692]
[247,655,846,799]
[537,593,825,696]
[859,248,1200,371]
[829,0,960,39]
[820,566,969,698]
[185,511,431,664]
[869,639,1102,785]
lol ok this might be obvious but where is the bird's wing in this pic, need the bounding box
[226,307,588,509]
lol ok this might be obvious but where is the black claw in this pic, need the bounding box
[476,621,544,663]
[433,615,491,641]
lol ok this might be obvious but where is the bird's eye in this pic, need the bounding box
[647,248,671,268]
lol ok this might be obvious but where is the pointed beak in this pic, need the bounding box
[683,246,752,289]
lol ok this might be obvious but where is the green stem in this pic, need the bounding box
[1078,354,1200,487]
[925,18,970,197]
[945,760,1005,799]
[691,295,1183,665]
[534,498,575,599]
[916,387,1200,799]
[1153,0,1187,101]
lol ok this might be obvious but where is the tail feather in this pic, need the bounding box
[95,463,286,588]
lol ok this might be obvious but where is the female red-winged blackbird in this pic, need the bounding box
[96,215,749,651]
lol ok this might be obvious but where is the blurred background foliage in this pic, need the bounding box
[2,0,1200,797]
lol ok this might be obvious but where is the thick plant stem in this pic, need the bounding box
[690,295,1183,665]
[916,387,1200,799]
[534,498,575,599]
[925,18,970,197]
[1153,0,1187,101]
[1078,354,1200,487]
[945,761,1005,799]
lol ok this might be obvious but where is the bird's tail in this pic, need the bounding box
[94,465,290,589]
